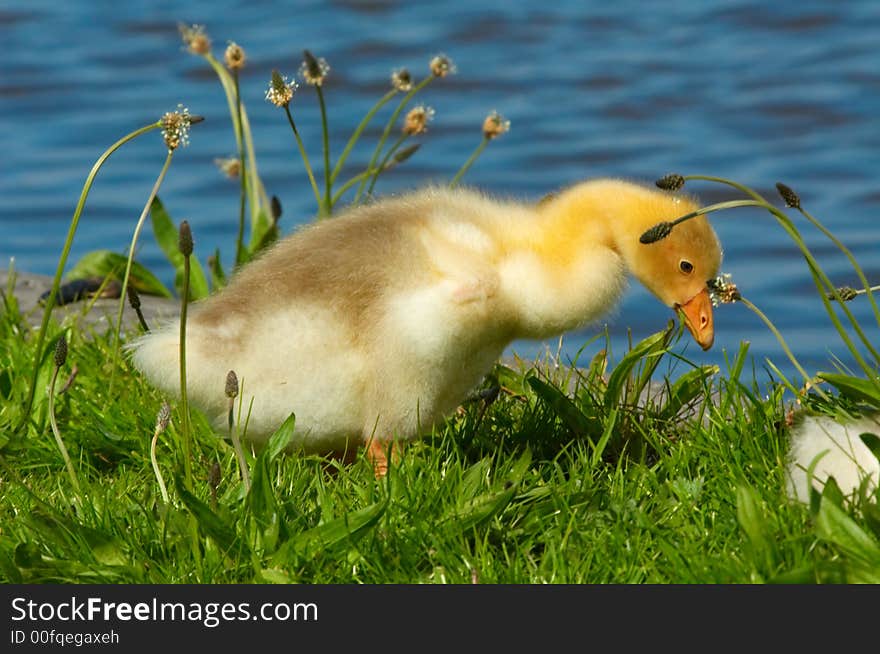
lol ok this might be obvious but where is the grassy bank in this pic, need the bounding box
[0,293,876,583]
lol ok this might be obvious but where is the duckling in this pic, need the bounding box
[786,412,880,503]
[131,179,722,475]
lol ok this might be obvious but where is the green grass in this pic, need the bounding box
[1,293,877,583]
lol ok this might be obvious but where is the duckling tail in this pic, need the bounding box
[128,322,183,396]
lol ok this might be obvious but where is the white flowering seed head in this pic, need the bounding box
[391,68,413,92]
[402,105,435,136]
[429,54,456,78]
[161,104,193,150]
[179,23,211,56]
[224,41,246,70]
[482,111,510,140]
[300,50,330,86]
[708,273,741,306]
[266,70,298,107]
[214,156,240,179]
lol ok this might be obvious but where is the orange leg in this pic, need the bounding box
[365,438,402,478]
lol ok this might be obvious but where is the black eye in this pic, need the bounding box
[679,260,694,274]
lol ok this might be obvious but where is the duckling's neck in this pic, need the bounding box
[497,183,631,339]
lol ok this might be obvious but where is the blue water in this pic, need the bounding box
[2,0,879,380]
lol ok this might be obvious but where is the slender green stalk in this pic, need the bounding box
[20,121,161,431]
[681,175,765,202]
[111,149,174,367]
[229,403,251,492]
[796,205,880,330]
[331,167,382,206]
[150,429,169,505]
[450,137,490,188]
[178,223,194,488]
[316,85,332,216]
[48,339,82,495]
[284,105,322,208]
[649,190,880,374]
[354,75,433,203]
[801,255,878,377]
[205,54,242,150]
[204,53,270,242]
[151,403,171,505]
[330,89,398,185]
[685,174,880,330]
[365,133,408,198]
[234,71,247,265]
[2,258,16,314]
[242,111,271,223]
[667,199,771,227]
[742,202,880,372]
[738,296,828,400]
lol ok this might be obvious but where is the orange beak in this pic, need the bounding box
[676,287,714,351]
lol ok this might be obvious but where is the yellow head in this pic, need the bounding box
[527,179,723,349]
[624,196,722,350]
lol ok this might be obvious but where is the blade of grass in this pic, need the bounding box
[354,75,433,204]
[21,121,161,431]
[330,88,398,184]
[283,105,322,210]
[449,137,489,188]
[110,149,174,378]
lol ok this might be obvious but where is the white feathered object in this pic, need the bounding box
[786,412,880,503]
